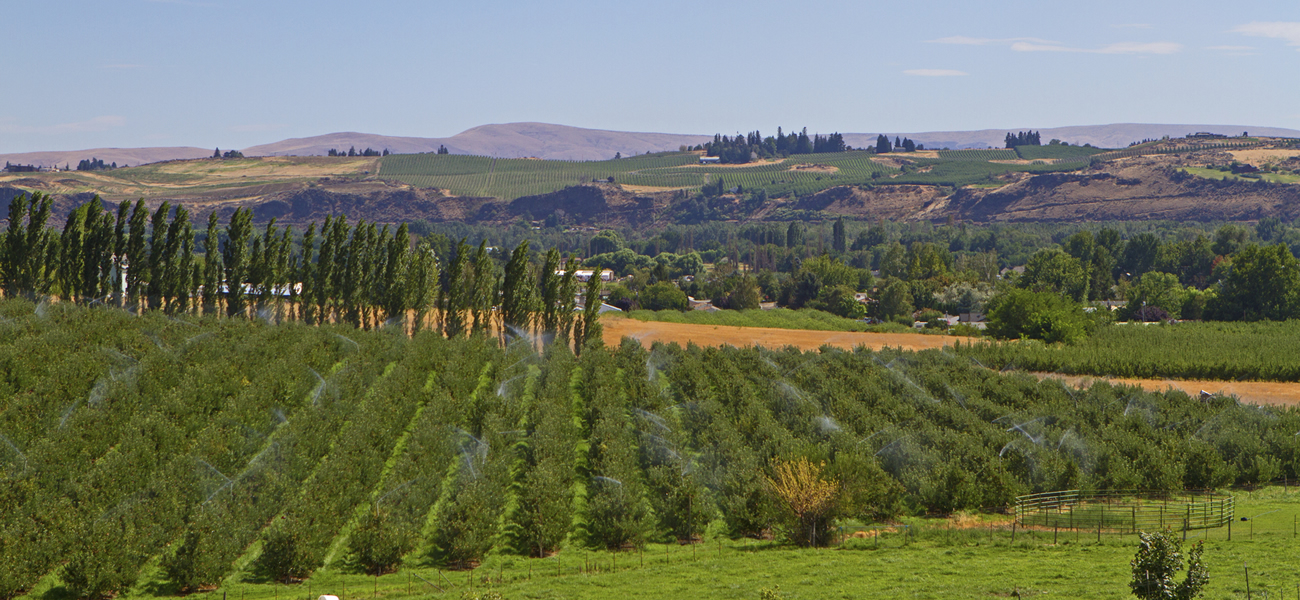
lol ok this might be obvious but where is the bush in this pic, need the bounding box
[349,511,411,574]
[1130,531,1207,600]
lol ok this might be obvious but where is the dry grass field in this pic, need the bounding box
[602,317,969,352]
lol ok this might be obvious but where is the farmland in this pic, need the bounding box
[4,298,1300,600]
[376,149,1097,201]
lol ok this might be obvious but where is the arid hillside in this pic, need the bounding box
[4,140,1300,227]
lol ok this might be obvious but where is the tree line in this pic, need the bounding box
[700,128,849,164]
[326,147,388,157]
[0,192,604,351]
[1005,130,1042,148]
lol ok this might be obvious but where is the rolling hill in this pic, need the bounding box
[5,122,1300,170]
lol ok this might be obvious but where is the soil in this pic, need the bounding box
[1034,373,1300,407]
[790,163,839,174]
[601,317,969,352]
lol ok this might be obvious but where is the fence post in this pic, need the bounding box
[1132,507,1136,535]
[1012,522,1016,542]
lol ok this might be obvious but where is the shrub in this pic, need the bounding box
[1130,531,1207,600]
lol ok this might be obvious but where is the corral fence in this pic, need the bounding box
[1014,489,1234,536]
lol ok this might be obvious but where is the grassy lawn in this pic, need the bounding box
[49,487,1298,600]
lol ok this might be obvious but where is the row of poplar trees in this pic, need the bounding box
[0,192,604,348]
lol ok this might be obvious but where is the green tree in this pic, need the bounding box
[125,199,148,308]
[1130,531,1207,600]
[202,213,223,316]
[1019,249,1089,302]
[726,275,762,310]
[1123,272,1187,320]
[500,241,535,340]
[832,217,847,253]
[1206,243,1300,321]
[874,277,913,320]
[1121,233,1162,279]
[639,281,688,311]
[986,288,1092,344]
[223,207,253,317]
[577,267,604,354]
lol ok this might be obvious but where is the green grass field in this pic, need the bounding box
[1180,167,1300,185]
[42,487,1299,600]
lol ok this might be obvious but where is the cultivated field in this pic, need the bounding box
[603,316,966,352]
[375,148,1106,201]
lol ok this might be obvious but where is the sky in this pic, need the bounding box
[2,0,1299,153]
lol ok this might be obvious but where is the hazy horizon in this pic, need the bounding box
[4,0,1298,154]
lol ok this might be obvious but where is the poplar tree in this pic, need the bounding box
[2,194,29,297]
[112,201,129,305]
[832,217,847,253]
[406,239,439,332]
[126,200,149,309]
[202,213,222,315]
[223,208,253,317]
[380,223,409,328]
[28,193,52,295]
[576,266,603,355]
[470,240,495,337]
[442,238,470,338]
[58,203,87,301]
[556,258,579,345]
[499,240,534,342]
[147,202,171,310]
[537,248,562,338]
[298,223,317,324]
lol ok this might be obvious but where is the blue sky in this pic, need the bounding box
[2,0,1298,153]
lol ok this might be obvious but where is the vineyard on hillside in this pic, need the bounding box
[2,298,1298,599]
[376,149,1098,200]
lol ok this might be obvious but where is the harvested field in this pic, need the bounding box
[1036,373,1300,407]
[602,317,968,352]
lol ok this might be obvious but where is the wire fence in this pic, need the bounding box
[1015,489,1235,534]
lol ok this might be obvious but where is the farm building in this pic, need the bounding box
[699,156,721,164]
[555,269,615,282]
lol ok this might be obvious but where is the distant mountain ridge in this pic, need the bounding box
[4,122,1299,168]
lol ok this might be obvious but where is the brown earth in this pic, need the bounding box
[601,317,969,352]
[793,184,947,219]
[1036,373,1300,407]
[945,155,1300,222]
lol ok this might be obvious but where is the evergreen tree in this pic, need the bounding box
[297,223,317,323]
[876,134,891,154]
